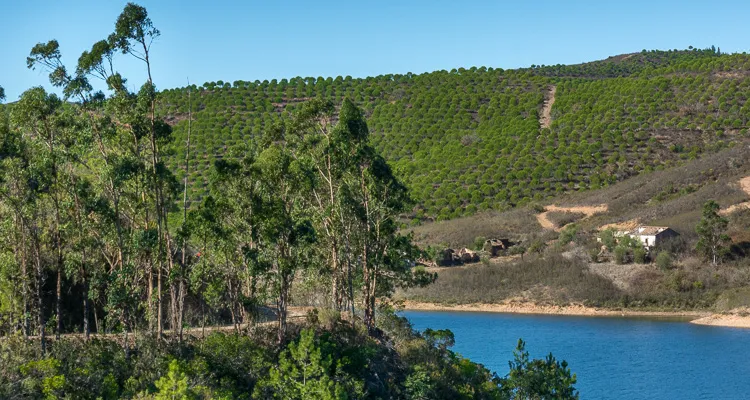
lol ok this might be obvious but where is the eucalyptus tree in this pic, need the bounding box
[335,100,433,334]
[0,154,44,348]
[281,99,355,312]
[208,148,265,332]
[23,3,178,340]
[111,2,174,337]
[0,109,34,340]
[253,143,317,343]
[10,88,77,340]
[696,200,731,265]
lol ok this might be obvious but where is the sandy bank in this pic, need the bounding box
[690,310,750,329]
[401,300,705,318]
[402,301,750,329]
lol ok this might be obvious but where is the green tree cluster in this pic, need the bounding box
[0,3,432,347]
[0,311,578,399]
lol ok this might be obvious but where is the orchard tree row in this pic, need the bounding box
[148,47,750,221]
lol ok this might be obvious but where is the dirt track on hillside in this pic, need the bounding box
[720,176,750,215]
[539,85,556,129]
[536,204,608,231]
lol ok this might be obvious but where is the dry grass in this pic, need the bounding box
[398,244,750,311]
[563,143,750,235]
[405,207,541,248]
[396,253,622,306]
[545,211,586,228]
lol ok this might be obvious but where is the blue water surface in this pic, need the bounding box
[401,310,750,400]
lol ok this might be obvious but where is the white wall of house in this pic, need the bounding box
[639,235,657,247]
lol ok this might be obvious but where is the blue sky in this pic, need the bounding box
[1,0,748,101]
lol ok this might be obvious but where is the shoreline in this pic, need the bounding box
[400,301,750,328]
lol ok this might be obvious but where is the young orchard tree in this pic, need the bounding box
[696,200,731,265]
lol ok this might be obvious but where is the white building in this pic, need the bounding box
[631,226,679,248]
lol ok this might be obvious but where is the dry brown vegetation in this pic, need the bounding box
[405,207,542,248]
[545,211,587,229]
[397,246,750,311]
[397,254,622,306]
[563,142,750,236]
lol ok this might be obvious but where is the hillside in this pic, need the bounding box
[158,48,750,221]
[407,142,750,249]
[398,142,750,312]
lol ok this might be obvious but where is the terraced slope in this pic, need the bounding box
[158,48,750,222]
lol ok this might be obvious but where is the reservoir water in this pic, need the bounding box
[402,310,750,399]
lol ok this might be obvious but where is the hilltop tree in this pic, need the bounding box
[695,200,730,265]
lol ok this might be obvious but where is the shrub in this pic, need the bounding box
[500,339,579,400]
[480,253,491,266]
[656,252,672,270]
[558,224,579,247]
[473,236,487,251]
[633,247,647,264]
[614,246,629,264]
[598,229,617,251]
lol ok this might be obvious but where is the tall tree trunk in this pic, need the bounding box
[277,270,289,344]
[83,277,90,339]
[18,214,30,338]
[55,269,61,339]
[32,228,46,354]
[177,81,192,343]
[331,241,340,310]
[157,261,163,338]
[359,169,376,334]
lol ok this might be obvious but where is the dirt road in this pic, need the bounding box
[539,85,557,129]
[536,204,608,231]
[720,176,750,215]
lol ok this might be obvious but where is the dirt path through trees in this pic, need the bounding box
[720,176,750,215]
[539,85,557,129]
[536,204,608,231]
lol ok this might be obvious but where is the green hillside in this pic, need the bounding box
[158,47,750,222]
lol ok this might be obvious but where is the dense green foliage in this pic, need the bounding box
[695,200,731,264]
[0,3,431,346]
[156,47,750,221]
[0,310,577,399]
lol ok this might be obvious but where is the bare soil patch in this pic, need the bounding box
[720,176,750,215]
